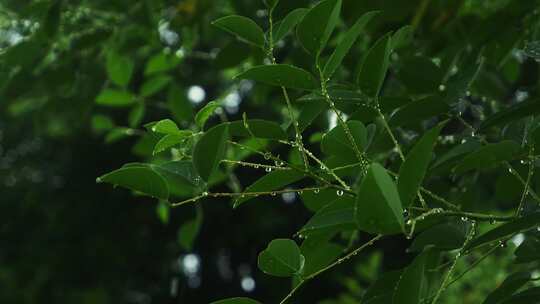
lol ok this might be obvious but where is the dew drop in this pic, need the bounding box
[489,218,496,224]
[314,188,320,194]
[336,190,344,196]
[438,84,446,91]
[406,234,412,240]
[265,167,272,172]
[537,226,540,232]
[520,160,526,164]
[406,219,413,225]
[202,191,209,197]
[254,165,260,169]
[320,164,327,170]
[271,192,277,196]
[264,153,271,160]
[499,241,507,248]
[461,216,468,222]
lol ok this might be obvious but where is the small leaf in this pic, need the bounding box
[153,133,191,155]
[156,201,169,224]
[300,238,343,278]
[323,11,379,79]
[106,50,134,87]
[195,101,221,129]
[95,89,135,107]
[357,32,392,98]
[258,239,305,277]
[212,15,265,48]
[363,270,403,304]
[193,123,229,181]
[408,222,467,252]
[228,119,287,140]
[152,161,202,196]
[273,8,308,42]
[140,75,171,97]
[390,95,449,127]
[321,120,368,158]
[398,122,446,206]
[178,207,203,251]
[210,298,261,304]
[454,140,520,174]
[296,0,342,55]
[480,98,540,131]
[151,119,181,135]
[355,163,404,235]
[397,56,443,94]
[465,212,540,251]
[499,287,540,304]
[144,52,181,75]
[128,103,145,128]
[515,235,540,263]
[482,272,531,304]
[234,170,305,208]
[235,64,318,90]
[392,249,431,304]
[392,25,413,49]
[299,196,356,237]
[97,166,169,200]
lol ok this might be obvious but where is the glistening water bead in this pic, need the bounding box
[336,190,344,196]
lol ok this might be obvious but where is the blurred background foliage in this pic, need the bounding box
[1,0,540,303]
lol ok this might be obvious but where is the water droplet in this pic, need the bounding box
[274,160,283,166]
[320,164,327,170]
[298,190,303,194]
[499,241,507,248]
[406,219,413,225]
[265,167,272,172]
[254,165,260,169]
[336,190,344,196]
[508,168,512,173]
[202,192,209,197]
[537,226,540,232]
[438,84,446,91]
[461,216,468,222]
[403,209,409,218]
[406,234,412,240]
[264,153,271,160]
[271,192,277,196]
[314,189,320,194]
[489,218,496,224]
[520,160,526,164]
[466,90,471,96]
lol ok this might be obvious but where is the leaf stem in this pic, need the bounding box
[279,234,383,304]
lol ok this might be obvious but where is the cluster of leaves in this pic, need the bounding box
[97,0,540,302]
[4,0,540,302]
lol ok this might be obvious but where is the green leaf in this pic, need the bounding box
[153,133,191,155]
[465,213,540,251]
[140,75,171,97]
[363,270,403,304]
[515,235,540,263]
[357,32,392,98]
[499,287,540,304]
[156,201,169,224]
[392,250,430,304]
[195,101,221,129]
[398,122,445,206]
[228,119,287,140]
[454,140,520,174]
[408,222,467,252]
[233,170,305,208]
[390,95,450,127]
[299,196,356,237]
[210,298,261,304]
[321,120,368,157]
[128,103,145,128]
[273,8,307,42]
[300,187,338,212]
[264,0,279,9]
[106,51,134,87]
[234,64,317,90]
[391,25,413,49]
[258,239,305,277]
[151,119,181,135]
[397,56,443,94]
[482,272,531,304]
[151,161,202,196]
[97,166,169,200]
[168,85,194,123]
[178,207,203,251]
[91,114,114,133]
[480,98,540,131]
[144,52,181,75]
[323,11,379,79]
[212,15,265,48]
[95,89,135,107]
[296,0,342,55]
[193,123,229,181]
[355,163,404,235]
[300,238,343,278]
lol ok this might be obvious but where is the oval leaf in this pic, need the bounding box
[258,239,305,277]
[235,64,317,90]
[398,122,446,206]
[95,89,135,107]
[296,0,341,55]
[273,8,307,42]
[355,163,404,235]
[193,123,229,181]
[97,166,169,200]
[195,101,221,129]
[357,32,392,98]
[212,15,265,48]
